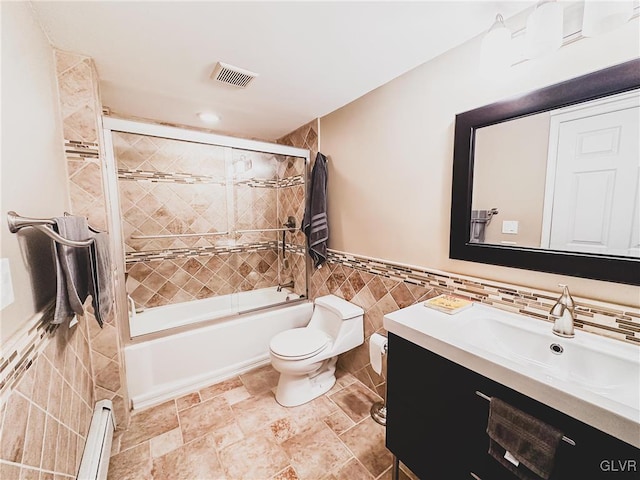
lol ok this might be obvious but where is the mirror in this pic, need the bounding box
[450,59,640,285]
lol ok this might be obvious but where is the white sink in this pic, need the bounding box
[384,303,640,448]
[458,311,639,407]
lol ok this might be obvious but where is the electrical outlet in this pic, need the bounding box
[502,220,519,234]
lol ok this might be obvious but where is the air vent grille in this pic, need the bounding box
[210,62,258,88]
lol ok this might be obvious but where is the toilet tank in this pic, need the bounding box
[309,295,364,340]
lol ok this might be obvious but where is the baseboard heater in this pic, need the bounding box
[77,399,116,480]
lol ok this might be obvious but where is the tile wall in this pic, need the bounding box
[0,310,95,478]
[114,132,308,309]
[277,120,320,297]
[55,50,129,429]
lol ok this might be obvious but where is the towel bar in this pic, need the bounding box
[130,231,229,239]
[7,211,95,247]
[236,227,295,233]
[475,391,576,446]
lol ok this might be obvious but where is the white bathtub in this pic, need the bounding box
[124,294,312,409]
[130,287,300,337]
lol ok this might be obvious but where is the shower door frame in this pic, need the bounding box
[101,117,310,344]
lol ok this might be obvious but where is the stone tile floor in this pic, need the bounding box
[108,365,418,480]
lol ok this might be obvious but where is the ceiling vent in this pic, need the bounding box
[210,62,258,88]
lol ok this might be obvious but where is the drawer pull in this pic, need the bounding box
[475,390,576,446]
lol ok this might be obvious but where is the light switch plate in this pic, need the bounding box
[1,258,15,310]
[502,220,519,234]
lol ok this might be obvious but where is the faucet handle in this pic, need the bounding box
[556,284,576,309]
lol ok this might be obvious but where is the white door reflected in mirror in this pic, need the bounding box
[472,89,640,258]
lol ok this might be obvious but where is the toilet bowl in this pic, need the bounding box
[269,295,364,407]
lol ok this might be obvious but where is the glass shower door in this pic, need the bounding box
[230,148,307,314]
[115,132,236,335]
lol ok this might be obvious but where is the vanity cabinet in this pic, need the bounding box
[386,333,640,479]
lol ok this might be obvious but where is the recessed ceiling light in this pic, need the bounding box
[198,112,220,124]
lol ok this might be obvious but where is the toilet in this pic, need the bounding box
[269,295,364,407]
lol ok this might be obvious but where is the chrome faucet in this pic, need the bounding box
[277,280,294,292]
[549,284,576,338]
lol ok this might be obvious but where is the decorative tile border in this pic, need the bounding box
[64,140,99,159]
[235,178,279,188]
[326,249,640,345]
[285,243,306,256]
[277,174,305,188]
[125,240,280,264]
[117,169,225,185]
[235,174,304,189]
[117,170,304,188]
[0,306,54,402]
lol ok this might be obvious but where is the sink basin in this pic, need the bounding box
[457,309,640,410]
[384,302,640,448]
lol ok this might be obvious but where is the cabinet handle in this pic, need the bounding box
[475,391,576,446]
[470,473,482,480]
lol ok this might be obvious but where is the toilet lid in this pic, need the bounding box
[270,328,331,359]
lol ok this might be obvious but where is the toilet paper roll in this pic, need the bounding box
[369,333,388,375]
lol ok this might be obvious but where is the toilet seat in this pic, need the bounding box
[270,328,331,360]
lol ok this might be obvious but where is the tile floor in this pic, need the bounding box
[108,365,418,480]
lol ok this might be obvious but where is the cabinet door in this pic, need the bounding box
[386,333,488,478]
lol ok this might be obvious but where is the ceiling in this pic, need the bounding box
[31,1,532,140]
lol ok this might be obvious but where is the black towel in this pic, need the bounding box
[302,152,328,268]
[88,232,113,327]
[52,216,91,324]
[486,397,564,480]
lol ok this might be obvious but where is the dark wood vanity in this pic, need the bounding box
[386,333,640,479]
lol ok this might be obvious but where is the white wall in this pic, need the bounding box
[1,2,69,342]
[320,19,639,306]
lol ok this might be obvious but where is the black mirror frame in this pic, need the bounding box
[450,59,640,286]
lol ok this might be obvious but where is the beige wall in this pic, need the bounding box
[473,112,550,247]
[0,2,70,342]
[320,20,639,306]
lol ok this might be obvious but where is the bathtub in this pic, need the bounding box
[124,292,312,409]
[129,287,301,337]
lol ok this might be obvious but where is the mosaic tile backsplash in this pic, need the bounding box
[114,131,308,309]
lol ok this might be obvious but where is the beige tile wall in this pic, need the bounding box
[277,120,319,296]
[54,50,129,428]
[0,316,95,478]
[115,131,309,309]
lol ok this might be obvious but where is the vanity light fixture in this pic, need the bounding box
[197,111,220,124]
[480,14,513,75]
[581,0,634,37]
[525,0,564,59]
